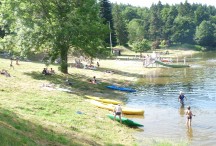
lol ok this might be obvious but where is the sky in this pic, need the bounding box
[109,0,216,8]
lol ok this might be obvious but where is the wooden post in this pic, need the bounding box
[108,21,112,54]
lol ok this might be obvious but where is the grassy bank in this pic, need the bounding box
[0,57,139,146]
[0,48,198,145]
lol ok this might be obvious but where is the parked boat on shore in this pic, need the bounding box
[89,100,144,115]
[106,85,136,92]
[107,114,144,127]
[85,95,122,105]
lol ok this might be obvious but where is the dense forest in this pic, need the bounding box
[111,1,216,50]
[0,0,216,73]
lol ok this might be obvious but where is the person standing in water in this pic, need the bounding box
[178,91,187,106]
[185,106,195,127]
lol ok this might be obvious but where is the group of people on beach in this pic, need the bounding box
[84,61,100,70]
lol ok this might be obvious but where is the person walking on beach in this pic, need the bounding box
[97,61,100,68]
[113,104,122,124]
[178,91,187,106]
[185,106,195,127]
[10,57,14,69]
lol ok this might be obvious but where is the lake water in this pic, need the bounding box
[125,52,216,146]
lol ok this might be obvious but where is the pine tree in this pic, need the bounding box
[112,4,128,46]
[99,0,117,47]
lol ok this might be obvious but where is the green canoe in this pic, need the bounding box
[107,114,144,127]
[155,60,190,68]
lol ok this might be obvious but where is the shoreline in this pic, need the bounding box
[92,49,199,83]
[0,49,201,146]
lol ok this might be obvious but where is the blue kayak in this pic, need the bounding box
[106,85,136,92]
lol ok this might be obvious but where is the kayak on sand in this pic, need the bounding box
[85,95,122,105]
[107,114,144,127]
[106,85,136,92]
[89,100,144,115]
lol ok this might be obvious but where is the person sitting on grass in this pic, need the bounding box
[89,79,96,84]
[49,68,55,75]
[1,69,11,77]
[65,77,73,86]
[93,76,97,83]
[42,68,50,75]
[104,70,114,74]
[113,104,122,124]
[84,64,97,70]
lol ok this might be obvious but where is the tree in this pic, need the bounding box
[127,19,144,44]
[161,6,177,40]
[112,4,128,46]
[194,20,215,46]
[178,1,194,18]
[194,5,209,25]
[149,2,164,40]
[132,39,150,56]
[122,7,140,22]
[99,0,117,47]
[0,0,108,73]
[0,28,5,38]
[171,16,195,44]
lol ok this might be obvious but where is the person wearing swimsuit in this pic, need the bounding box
[178,91,187,106]
[113,104,122,124]
[185,106,195,127]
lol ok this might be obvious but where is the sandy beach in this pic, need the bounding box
[74,49,199,85]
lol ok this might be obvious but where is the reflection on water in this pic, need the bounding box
[124,114,145,119]
[179,105,185,117]
[187,127,193,141]
[126,52,216,146]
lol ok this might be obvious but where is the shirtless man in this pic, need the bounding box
[185,106,195,127]
[113,104,122,124]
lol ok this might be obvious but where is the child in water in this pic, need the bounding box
[185,106,195,127]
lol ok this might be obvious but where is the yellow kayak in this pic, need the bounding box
[89,100,144,115]
[85,95,122,105]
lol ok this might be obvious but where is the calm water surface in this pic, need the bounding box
[125,52,216,146]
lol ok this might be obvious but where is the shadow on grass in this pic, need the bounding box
[86,66,143,79]
[23,71,125,100]
[0,107,102,146]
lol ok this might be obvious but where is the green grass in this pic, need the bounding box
[0,52,192,145]
[0,57,137,146]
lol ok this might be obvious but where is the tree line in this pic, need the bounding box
[0,0,216,73]
[111,1,216,51]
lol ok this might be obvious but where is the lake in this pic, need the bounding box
[125,52,216,146]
